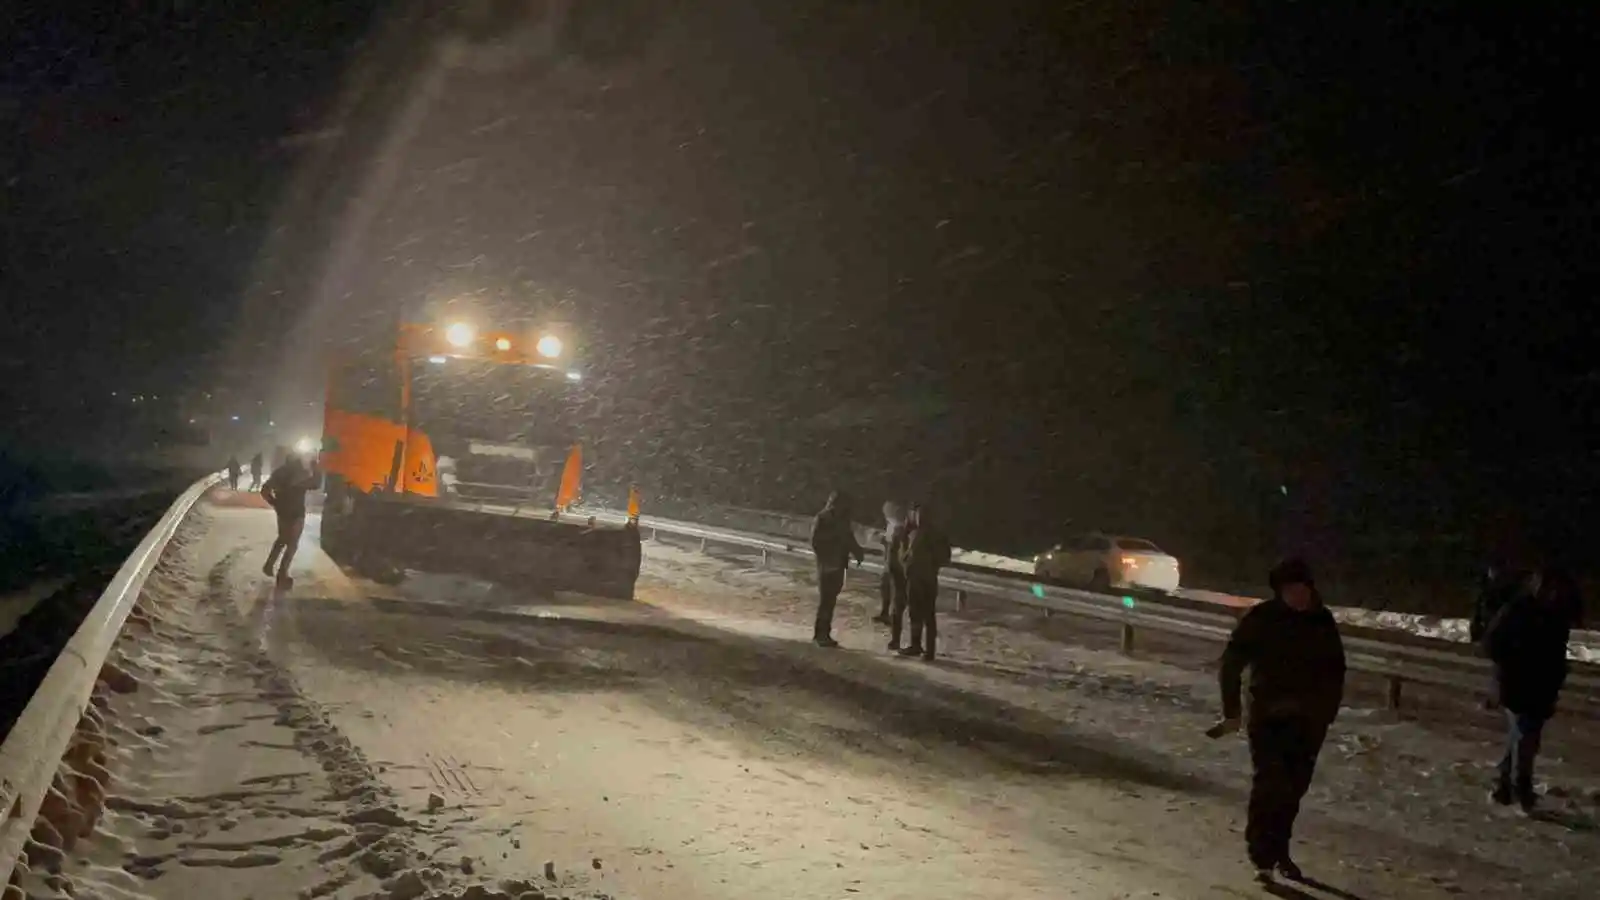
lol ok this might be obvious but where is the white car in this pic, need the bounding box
[1033,533,1181,593]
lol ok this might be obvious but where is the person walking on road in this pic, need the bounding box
[1483,566,1579,813]
[874,500,908,627]
[249,451,264,491]
[261,454,317,587]
[896,503,951,661]
[810,491,864,648]
[226,454,242,492]
[1212,557,1346,884]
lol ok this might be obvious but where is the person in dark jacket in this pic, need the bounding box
[261,454,318,586]
[1471,563,1530,710]
[810,491,864,647]
[1213,557,1346,884]
[249,451,265,491]
[226,455,242,491]
[1484,566,1578,812]
[1470,561,1525,642]
[875,500,908,628]
[896,504,951,660]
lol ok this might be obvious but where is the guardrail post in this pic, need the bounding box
[760,548,769,568]
[651,527,658,541]
[1386,676,1403,711]
[699,536,708,553]
[1120,622,1135,655]
[956,589,967,611]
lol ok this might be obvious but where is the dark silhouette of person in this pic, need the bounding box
[896,503,951,660]
[261,454,317,586]
[809,491,863,648]
[1214,557,1346,884]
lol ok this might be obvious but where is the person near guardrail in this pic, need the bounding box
[875,500,908,628]
[1211,557,1346,885]
[1470,561,1530,710]
[1483,565,1579,813]
[810,491,864,648]
[249,451,264,491]
[260,454,318,587]
[226,454,242,491]
[897,503,952,661]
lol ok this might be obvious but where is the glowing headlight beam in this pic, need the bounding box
[445,322,475,348]
[536,334,563,358]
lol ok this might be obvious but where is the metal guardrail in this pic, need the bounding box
[586,507,1600,704]
[0,473,220,885]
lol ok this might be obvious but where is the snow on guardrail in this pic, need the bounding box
[0,474,221,887]
[585,506,1600,698]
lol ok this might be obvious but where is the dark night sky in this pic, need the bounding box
[4,1,1599,578]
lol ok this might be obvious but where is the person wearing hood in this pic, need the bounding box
[1483,565,1579,812]
[810,490,864,648]
[226,454,242,491]
[875,501,908,627]
[1211,558,1346,884]
[896,503,951,660]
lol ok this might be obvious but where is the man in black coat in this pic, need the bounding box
[261,454,318,587]
[1213,558,1346,884]
[809,491,864,648]
[896,503,951,660]
[1484,567,1578,812]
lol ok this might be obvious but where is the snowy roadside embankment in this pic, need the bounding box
[23,498,613,900]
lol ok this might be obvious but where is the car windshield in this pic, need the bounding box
[1115,538,1161,552]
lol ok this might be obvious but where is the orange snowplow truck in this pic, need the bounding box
[317,320,641,599]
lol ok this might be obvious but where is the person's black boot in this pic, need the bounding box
[1276,857,1304,882]
[1490,782,1513,806]
[897,645,923,658]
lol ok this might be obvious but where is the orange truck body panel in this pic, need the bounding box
[321,407,439,498]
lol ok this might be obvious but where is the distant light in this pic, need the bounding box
[231,415,240,422]
[495,337,512,351]
[188,418,195,424]
[565,370,582,382]
[269,420,276,427]
[445,321,475,348]
[1280,484,1288,496]
[428,355,448,365]
[294,436,316,455]
[536,334,563,359]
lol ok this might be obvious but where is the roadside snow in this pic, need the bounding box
[30,499,611,900]
[947,548,1600,662]
[637,541,1600,899]
[949,549,1034,573]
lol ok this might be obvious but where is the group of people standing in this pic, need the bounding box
[225,451,265,492]
[807,492,950,658]
[801,495,1585,886]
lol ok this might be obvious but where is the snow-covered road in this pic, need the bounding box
[39,491,1600,899]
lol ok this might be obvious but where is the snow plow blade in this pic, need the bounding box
[323,494,642,600]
